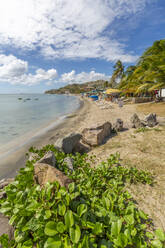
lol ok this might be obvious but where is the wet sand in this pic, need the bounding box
[0,98,90,179]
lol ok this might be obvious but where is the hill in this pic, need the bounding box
[45,80,107,94]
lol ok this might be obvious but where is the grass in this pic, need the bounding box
[134,127,162,133]
[136,102,165,117]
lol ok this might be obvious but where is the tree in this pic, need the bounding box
[119,39,165,94]
[110,60,124,88]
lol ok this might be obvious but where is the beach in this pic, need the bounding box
[0,97,165,230]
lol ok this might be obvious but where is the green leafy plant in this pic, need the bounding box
[0,146,164,247]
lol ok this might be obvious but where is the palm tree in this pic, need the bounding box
[110,60,124,88]
[119,39,165,94]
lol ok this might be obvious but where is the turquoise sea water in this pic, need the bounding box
[0,94,80,145]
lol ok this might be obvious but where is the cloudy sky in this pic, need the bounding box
[0,0,164,93]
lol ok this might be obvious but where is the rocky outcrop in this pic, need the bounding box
[54,133,82,153]
[73,140,91,154]
[0,214,14,247]
[82,122,112,146]
[130,113,145,128]
[38,151,56,167]
[63,157,74,171]
[130,113,158,129]
[114,118,124,132]
[144,113,157,127]
[34,163,72,188]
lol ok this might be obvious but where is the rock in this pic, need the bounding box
[0,178,14,190]
[34,163,72,188]
[54,133,82,153]
[0,214,14,245]
[144,113,157,127]
[38,151,56,167]
[114,118,124,131]
[28,153,39,161]
[73,140,91,154]
[130,113,145,128]
[63,157,74,171]
[82,122,112,146]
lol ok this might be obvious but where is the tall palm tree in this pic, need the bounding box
[110,60,124,88]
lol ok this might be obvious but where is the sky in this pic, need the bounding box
[0,0,165,93]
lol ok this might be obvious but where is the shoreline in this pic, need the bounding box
[0,97,90,180]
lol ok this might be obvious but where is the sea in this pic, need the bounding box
[0,94,80,146]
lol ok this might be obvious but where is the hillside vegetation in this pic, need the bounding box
[45,80,107,94]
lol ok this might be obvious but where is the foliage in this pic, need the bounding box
[134,127,162,133]
[119,39,165,94]
[0,145,165,247]
[110,60,124,88]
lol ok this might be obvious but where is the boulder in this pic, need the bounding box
[54,133,82,154]
[114,118,124,131]
[73,140,91,154]
[0,214,14,246]
[34,163,72,188]
[144,113,157,127]
[82,122,112,146]
[63,157,74,171]
[38,151,56,167]
[130,113,145,128]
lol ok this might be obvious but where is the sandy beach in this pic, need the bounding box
[0,97,165,230]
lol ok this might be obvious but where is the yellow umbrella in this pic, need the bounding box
[106,88,121,94]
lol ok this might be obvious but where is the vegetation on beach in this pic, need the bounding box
[0,145,165,247]
[118,39,165,94]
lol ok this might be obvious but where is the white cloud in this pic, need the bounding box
[0,54,58,85]
[0,0,150,62]
[60,70,110,84]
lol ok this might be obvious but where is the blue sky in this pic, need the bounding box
[0,0,165,93]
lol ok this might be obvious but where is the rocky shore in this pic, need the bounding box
[0,98,165,244]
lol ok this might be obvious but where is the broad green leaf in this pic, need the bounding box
[65,210,74,229]
[68,182,75,193]
[22,240,33,248]
[0,207,11,214]
[44,236,61,248]
[146,232,154,239]
[155,228,165,241]
[69,224,81,244]
[56,222,66,233]
[9,215,17,225]
[131,228,137,237]
[138,210,147,220]
[93,222,103,235]
[58,203,66,216]
[114,233,128,247]
[102,197,111,210]
[151,240,163,248]
[111,219,122,237]
[44,221,58,236]
[77,204,87,217]
[44,210,52,219]
[124,214,134,225]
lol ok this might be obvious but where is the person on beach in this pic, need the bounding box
[118,98,123,108]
